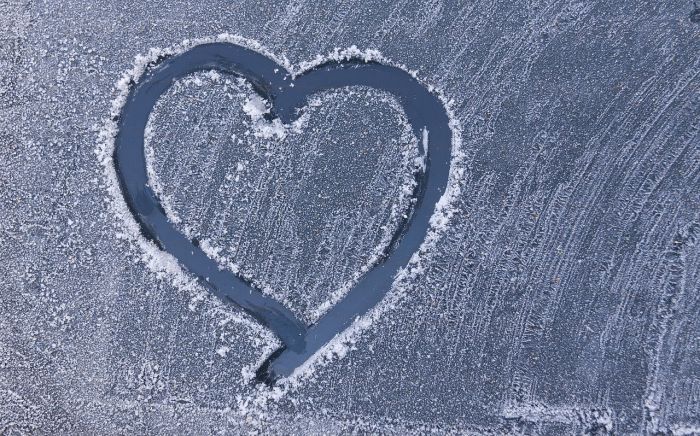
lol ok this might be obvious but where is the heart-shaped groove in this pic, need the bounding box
[113,42,453,386]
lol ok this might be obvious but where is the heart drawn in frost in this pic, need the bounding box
[113,42,454,385]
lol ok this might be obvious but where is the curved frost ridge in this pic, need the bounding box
[96,34,466,395]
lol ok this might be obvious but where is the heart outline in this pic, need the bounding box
[112,42,454,385]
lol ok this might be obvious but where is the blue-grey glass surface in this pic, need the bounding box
[1,1,699,434]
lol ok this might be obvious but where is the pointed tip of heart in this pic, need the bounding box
[255,347,286,387]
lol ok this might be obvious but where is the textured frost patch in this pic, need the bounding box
[145,71,423,324]
[241,94,288,139]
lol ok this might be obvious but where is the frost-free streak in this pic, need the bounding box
[113,42,454,385]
